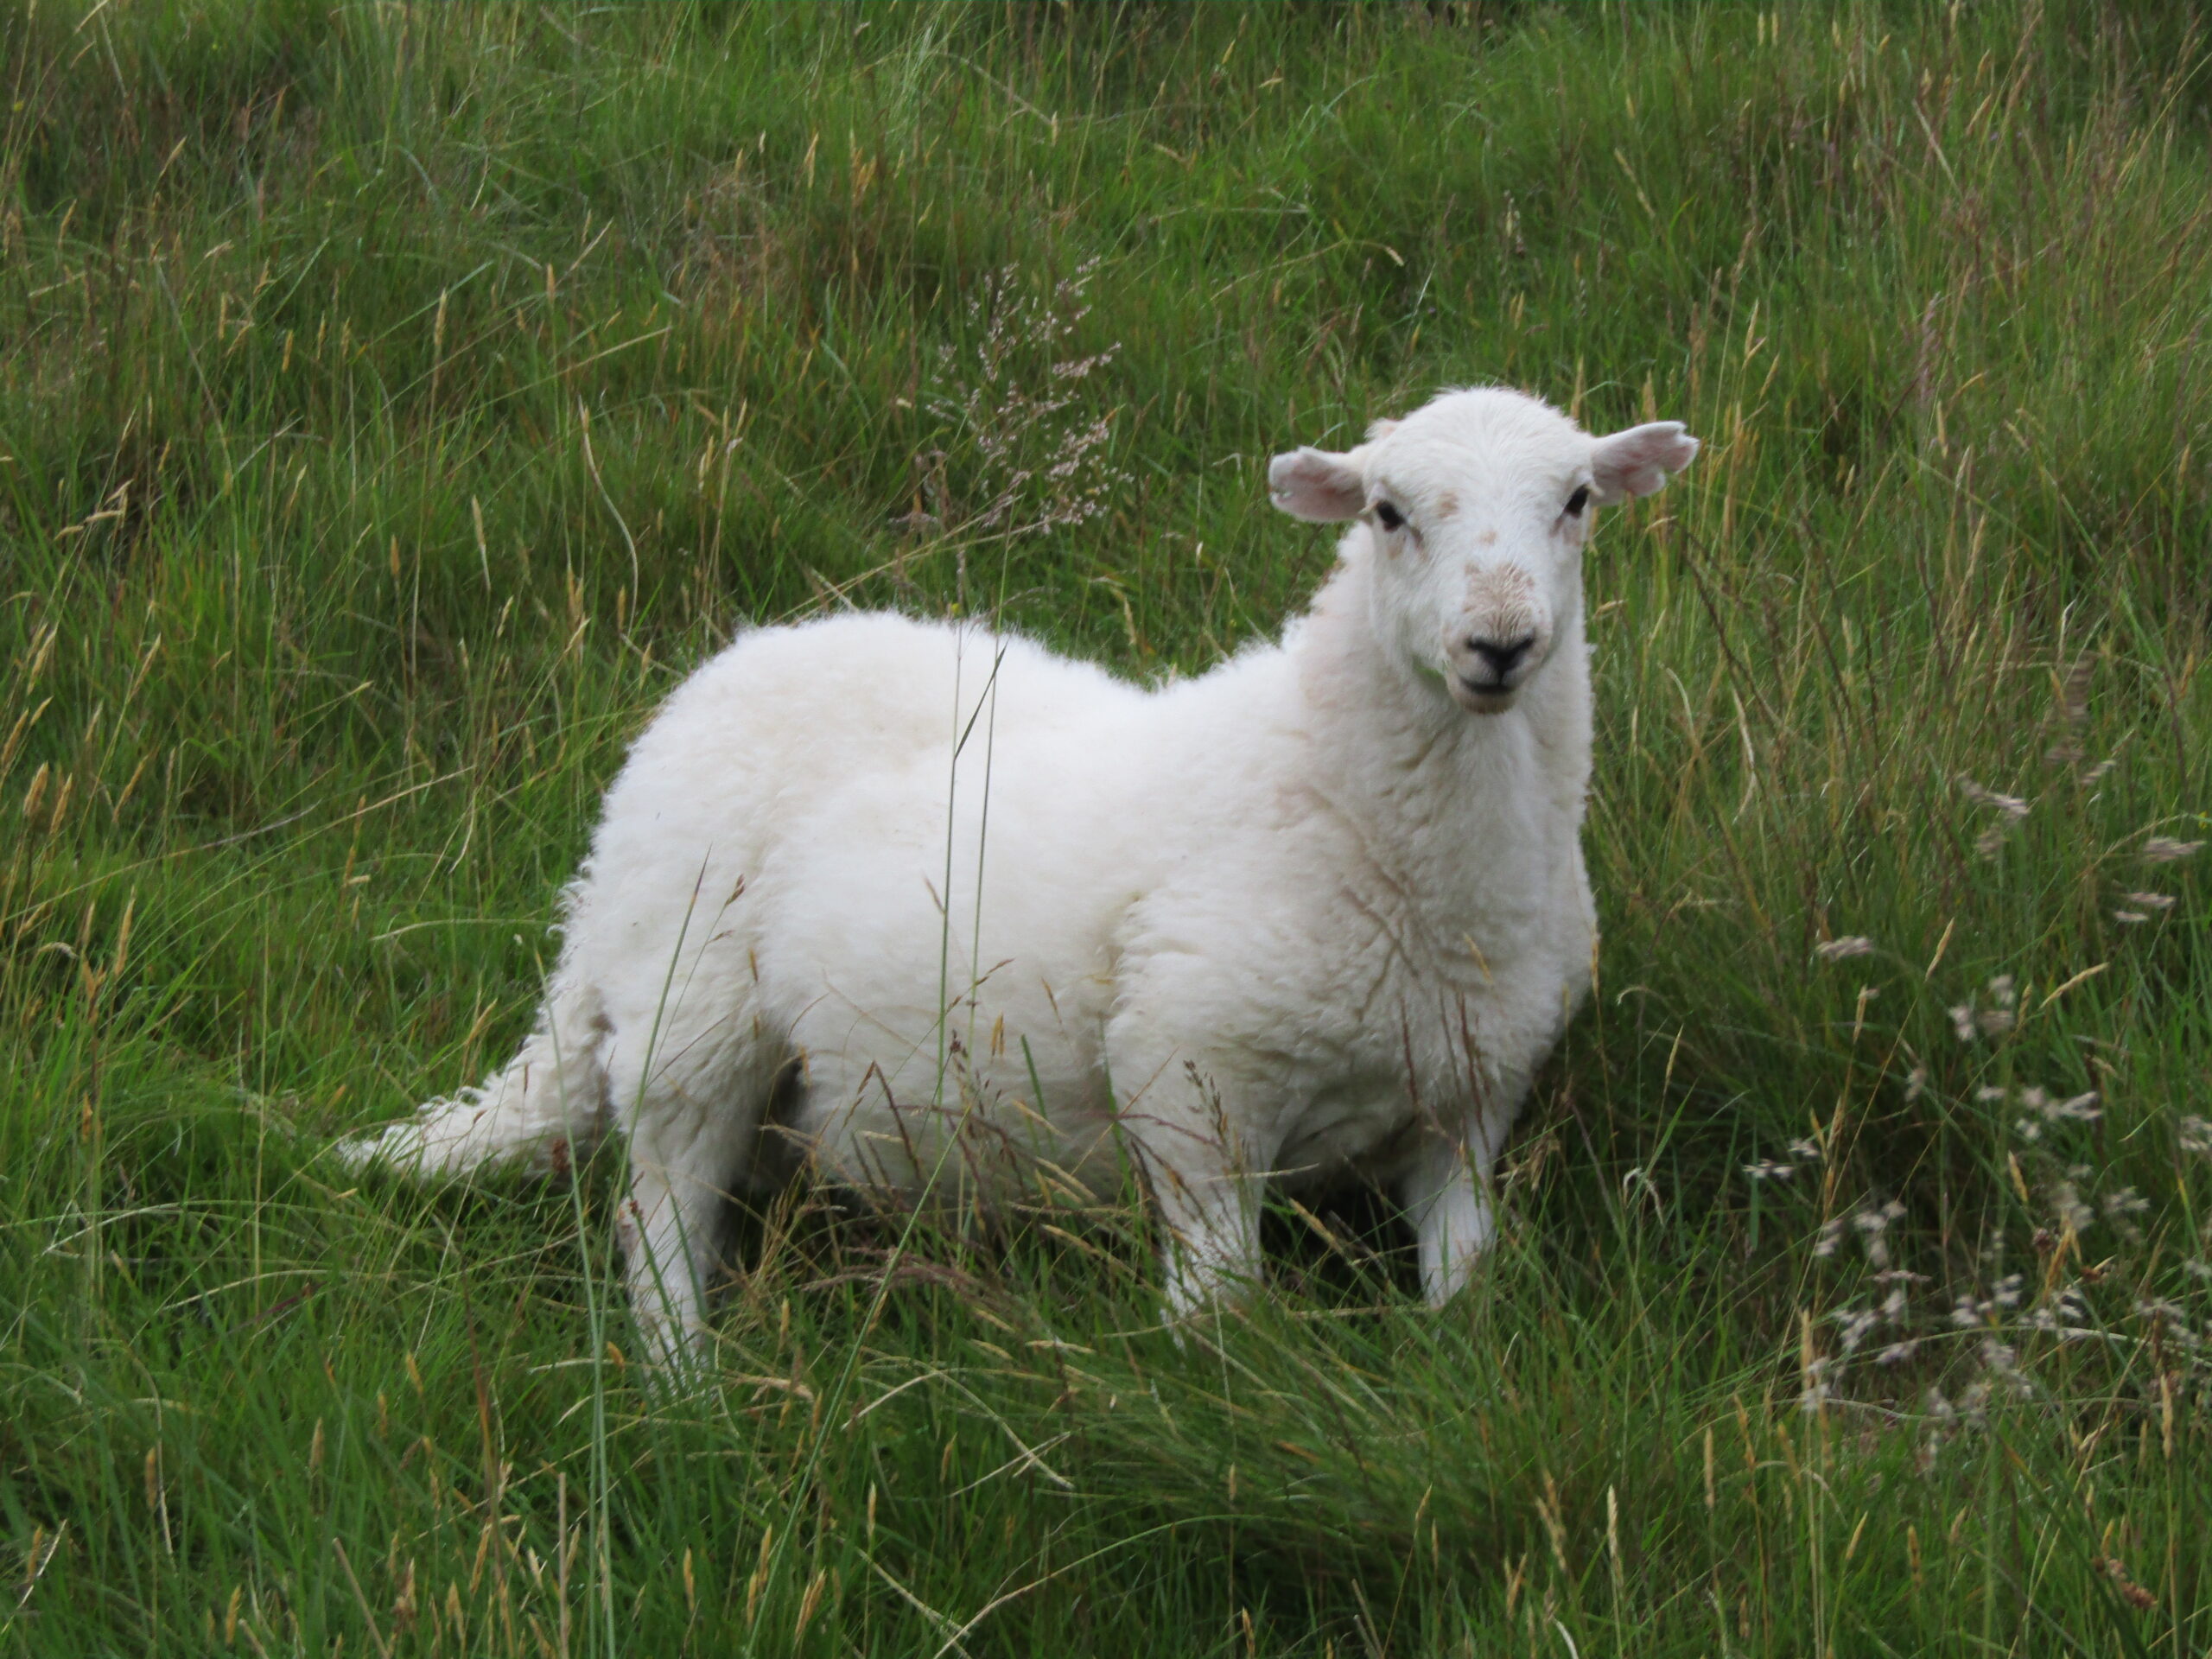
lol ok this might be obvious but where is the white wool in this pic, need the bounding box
[338,387,1699,1366]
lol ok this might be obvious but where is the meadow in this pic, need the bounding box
[3,2,2210,1653]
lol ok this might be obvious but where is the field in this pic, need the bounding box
[3,2,2210,1653]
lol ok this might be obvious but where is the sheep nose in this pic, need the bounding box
[1466,633,1536,681]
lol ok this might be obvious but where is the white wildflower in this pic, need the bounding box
[2142,836,2203,863]
[2052,1182,2095,1231]
[1815,936,1874,961]
[1849,1203,1898,1268]
[1960,779,2031,819]
[2180,1116,2212,1156]
[1980,1339,2034,1397]
[1800,1355,1834,1414]
[1971,979,2017,1037]
[1877,1340,1917,1366]
[1835,1307,1882,1353]
[2012,1088,2099,1130]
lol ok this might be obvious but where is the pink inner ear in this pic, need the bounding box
[1592,422,1700,502]
[1268,447,1366,522]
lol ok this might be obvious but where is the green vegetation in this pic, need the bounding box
[3,2,2209,1652]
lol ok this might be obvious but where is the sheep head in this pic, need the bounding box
[1268,388,1699,713]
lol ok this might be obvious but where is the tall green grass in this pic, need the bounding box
[3,2,2209,1652]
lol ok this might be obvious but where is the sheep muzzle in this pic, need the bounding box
[1443,576,1550,711]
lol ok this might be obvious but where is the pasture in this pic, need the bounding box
[2,3,2209,1653]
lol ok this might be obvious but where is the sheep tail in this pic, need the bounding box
[336,976,612,1181]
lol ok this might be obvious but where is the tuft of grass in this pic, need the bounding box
[2,3,2209,1653]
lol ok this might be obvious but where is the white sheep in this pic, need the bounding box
[339,386,1698,1365]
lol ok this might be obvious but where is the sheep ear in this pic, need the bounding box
[1268,446,1366,522]
[1590,422,1700,504]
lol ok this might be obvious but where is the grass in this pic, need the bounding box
[3,1,2210,1652]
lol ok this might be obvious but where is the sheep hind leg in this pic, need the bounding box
[1400,1114,1507,1306]
[607,1034,780,1379]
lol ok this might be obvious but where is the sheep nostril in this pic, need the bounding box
[1468,634,1536,678]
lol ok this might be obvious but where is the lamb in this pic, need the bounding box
[338,386,1698,1367]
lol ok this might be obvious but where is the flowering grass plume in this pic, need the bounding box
[907,259,1130,548]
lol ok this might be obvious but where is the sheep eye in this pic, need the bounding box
[1373,501,1405,531]
[1564,485,1591,518]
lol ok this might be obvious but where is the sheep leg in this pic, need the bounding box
[1146,1151,1266,1319]
[610,1044,768,1376]
[1401,1116,1504,1305]
[1116,1079,1269,1315]
[1106,1026,1274,1316]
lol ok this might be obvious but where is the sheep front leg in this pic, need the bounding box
[1110,1051,1270,1319]
[1147,1151,1265,1319]
[1401,1116,1504,1306]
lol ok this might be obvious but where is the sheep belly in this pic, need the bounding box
[1272,1084,1424,1188]
[747,721,1161,1209]
[765,954,1133,1207]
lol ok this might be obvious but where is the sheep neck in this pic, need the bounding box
[1288,551,1592,936]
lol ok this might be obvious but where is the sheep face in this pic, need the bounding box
[1268,388,1699,714]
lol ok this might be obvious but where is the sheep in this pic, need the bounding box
[338,386,1699,1367]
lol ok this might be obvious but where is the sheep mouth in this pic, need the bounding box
[1450,676,1520,714]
